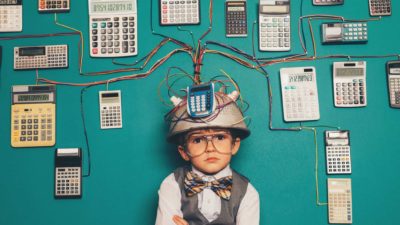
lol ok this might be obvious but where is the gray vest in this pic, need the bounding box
[174,167,249,225]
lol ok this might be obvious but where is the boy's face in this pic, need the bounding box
[178,129,241,175]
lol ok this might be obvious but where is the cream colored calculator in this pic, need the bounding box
[328,178,352,224]
[11,85,56,148]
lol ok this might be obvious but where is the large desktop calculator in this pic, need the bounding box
[313,0,343,6]
[328,178,352,224]
[89,0,138,57]
[333,61,367,107]
[225,0,247,37]
[11,85,56,148]
[322,22,368,44]
[280,67,320,122]
[99,90,123,129]
[325,130,351,175]
[55,148,82,199]
[369,0,391,16]
[14,45,68,70]
[38,0,70,13]
[0,0,22,32]
[259,0,291,52]
[159,0,200,26]
[387,61,400,108]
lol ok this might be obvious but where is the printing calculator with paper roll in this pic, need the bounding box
[55,148,82,199]
[322,22,368,44]
[187,83,216,118]
[11,85,56,148]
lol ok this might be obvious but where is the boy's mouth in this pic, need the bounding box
[205,157,219,162]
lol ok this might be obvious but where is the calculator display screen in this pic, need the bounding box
[288,74,313,83]
[228,6,245,12]
[17,94,50,102]
[261,5,289,14]
[19,47,45,57]
[336,68,364,76]
[92,1,134,13]
[191,86,210,92]
[0,0,17,5]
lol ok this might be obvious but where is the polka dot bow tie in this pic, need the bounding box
[184,171,233,200]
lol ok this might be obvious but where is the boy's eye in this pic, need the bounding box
[191,137,203,144]
[215,134,226,141]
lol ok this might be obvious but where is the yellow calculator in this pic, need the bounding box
[11,85,56,148]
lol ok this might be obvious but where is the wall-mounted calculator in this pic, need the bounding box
[159,0,200,26]
[313,0,343,6]
[369,0,391,16]
[11,85,56,148]
[38,0,70,13]
[14,45,68,70]
[89,0,138,57]
[0,0,22,32]
[322,22,368,44]
[225,0,247,37]
[325,130,351,175]
[328,178,352,224]
[99,90,122,129]
[259,0,291,52]
[280,67,320,122]
[387,60,400,108]
[187,83,216,118]
[333,61,367,107]
[55,148,82,199]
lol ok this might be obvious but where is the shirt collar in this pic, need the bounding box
[191,165,232,182]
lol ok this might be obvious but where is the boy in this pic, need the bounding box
[155,90,260,225]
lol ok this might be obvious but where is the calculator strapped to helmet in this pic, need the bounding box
[165,84,250,144]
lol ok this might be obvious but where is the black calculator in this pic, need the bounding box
[54,148,82,199]
[225,0,247,37]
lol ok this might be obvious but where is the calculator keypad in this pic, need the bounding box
[189,92,211,114]
[335,79,366,107]
[55,167,81,197]
[369,0,391,16]
[226,2,247,37]
[326,146,351,174]
[259,16,290,51]
[389,77,400,107]
[14,45,68,70]
[0,5,22,32]
[313,0,343,5]
[101,105,122,129]
[328,179,352,224]
[38,0,70,12]
[160,0,200,25]
[90,16,137,57]
[343,23,368,42]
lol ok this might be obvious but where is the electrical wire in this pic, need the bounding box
[80,85,93,177]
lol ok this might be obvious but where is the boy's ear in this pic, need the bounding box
[178,145,190,161]
[231,138,241,155]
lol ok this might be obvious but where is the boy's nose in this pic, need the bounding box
[205,139,217,153]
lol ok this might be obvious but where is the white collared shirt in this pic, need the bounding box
[155,165,260,225]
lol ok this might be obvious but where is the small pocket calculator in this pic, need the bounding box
[328,178,352,224]
[38,0,70,13]
[387,60,400,108]
[259,0,291,52]
[89,0,138,57]
[187,83,216,118]
[280,67,320,122]
[0,0,22,32]
[333,61,367,107]
[14,45,68,70]
[313,0,343,6]
[99,90,122,129]
[159,0,200,26]
[55,148,82,199]
[325,130,351,175]
[369,0,391,16]
[225,0,247,37]
[322,22,368,44]
[11,85,56,148]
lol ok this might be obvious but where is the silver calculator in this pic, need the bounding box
[387,61,400,108]
[325,130,351,175]
[99,90,123,129]
[14,45,68,70]
[160,0,200,26]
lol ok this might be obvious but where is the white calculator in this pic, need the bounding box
[387,61,400,108]
[333,61,367,107]
[259,0,291,52]
[14,45,68,70]
[99,90,122,129]
[0,0,22,32]
[328,178,352,224]
[38,0,70,13]
[55,148,82,199]
[159,0,200,26]
[89,0,138,57]
[325,130,351,175]
[280,67,320,122]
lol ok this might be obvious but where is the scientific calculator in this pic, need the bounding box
[99,90,122,129]
[55,148,82,199]
[322,22,368,44]
[187,83,216,118]
[11,85,56,148]
[313,0,343,6]
[259,0,291,52]
[0,0,22,32]
[328,178,352,224]
[225,0,247,37]
[387,60,400,108]
[159,0,200,26]
[14,45,68,70]
[38,0,70,13]
[333,61,367,107]
[325,130,351,175]
[280,67,320,122]
[89,0,138,57]
[369,0,391,16]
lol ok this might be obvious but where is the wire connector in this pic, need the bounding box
[228,90,239,101]
[170,96,183,106]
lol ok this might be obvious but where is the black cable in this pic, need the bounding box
[80,86,93,177]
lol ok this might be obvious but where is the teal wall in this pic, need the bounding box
[1,0,399,224]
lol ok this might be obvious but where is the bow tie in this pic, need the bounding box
[184,171,233,200]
